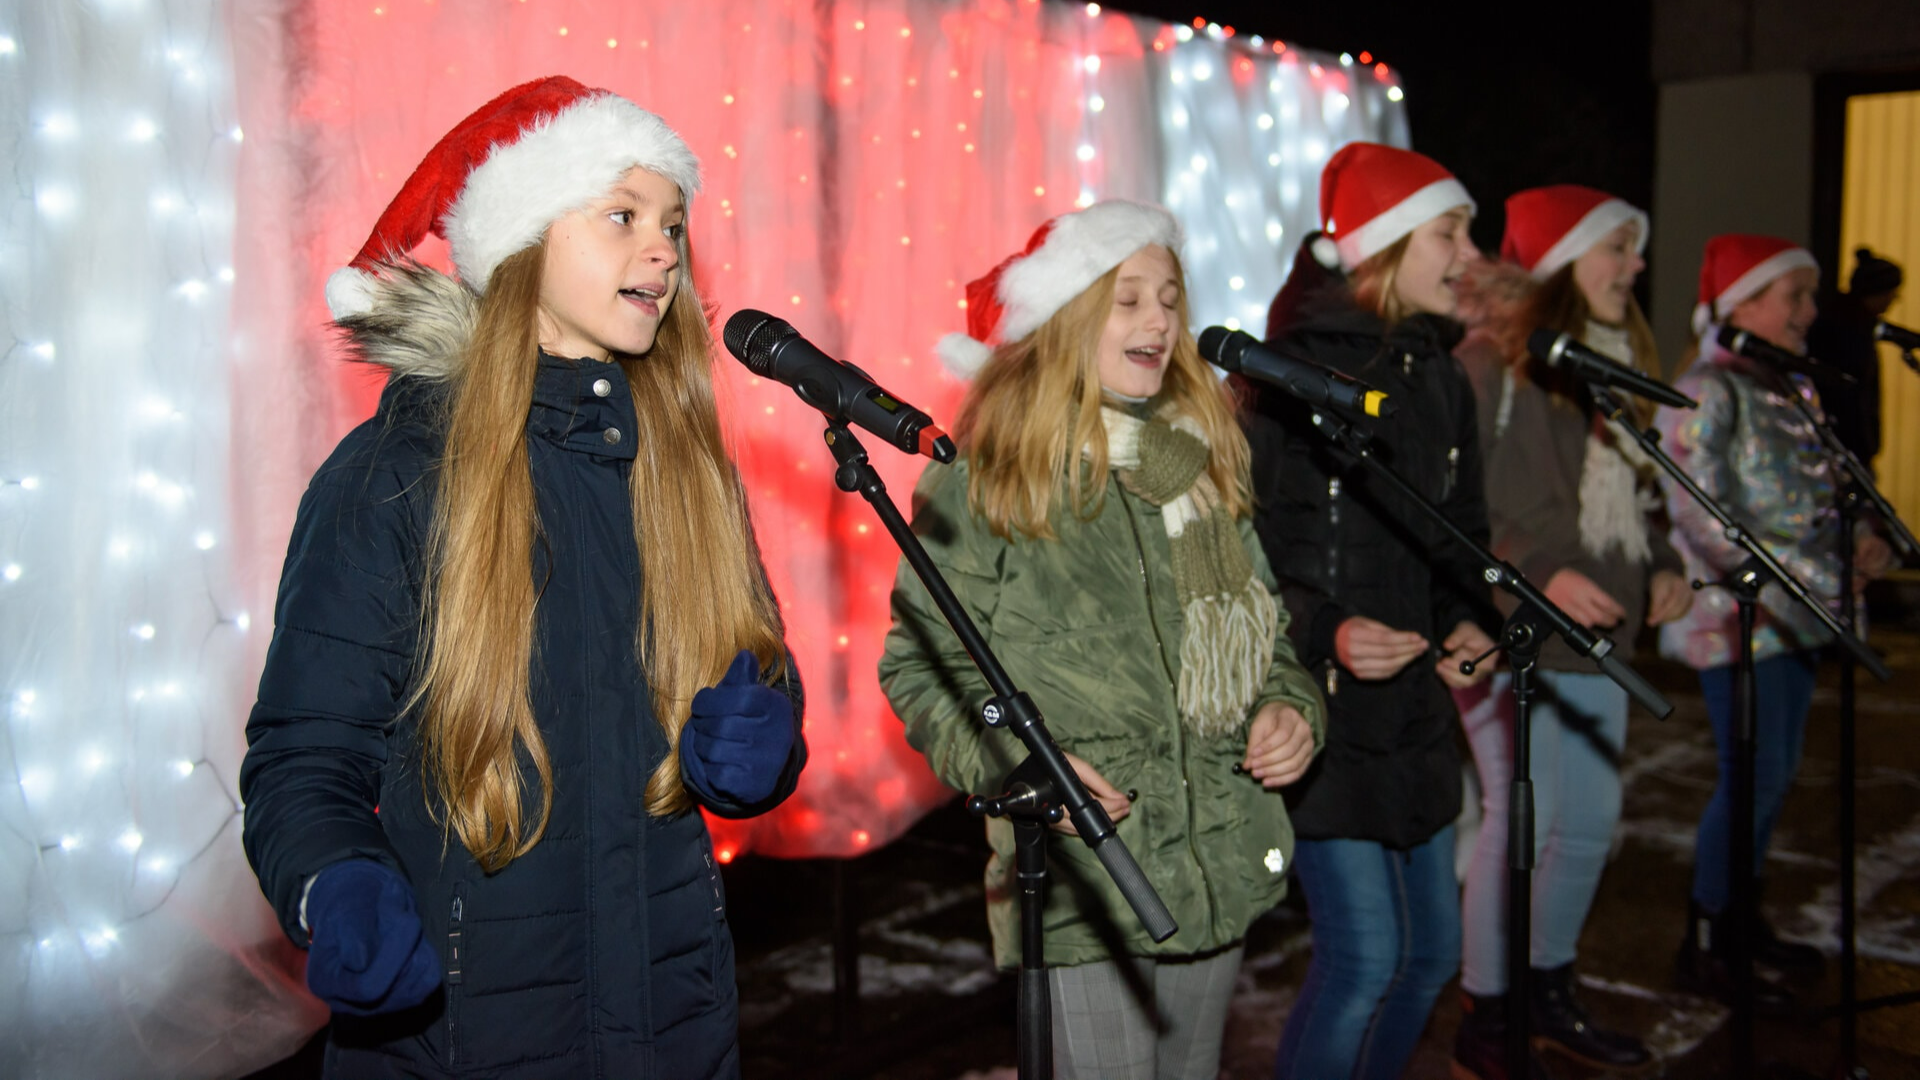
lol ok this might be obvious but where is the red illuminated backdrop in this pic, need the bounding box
[226,0,1406,863]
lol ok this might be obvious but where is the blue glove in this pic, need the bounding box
[682,650,796,807]
[304,859,442,1016]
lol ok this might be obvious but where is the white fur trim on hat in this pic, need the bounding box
[996,201,1182,343]
[326,266,383,320]
[1694,247,1819,335]
[935,332,995,380]
[444,93,702,292]
[1310,235,1343,271]
[1531,199,1649,281]
[1335,178,1474,269]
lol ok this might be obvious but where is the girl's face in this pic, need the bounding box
[538,166,683,362]
[1392,208,1479,318]
[1730,266,1819,353]
[1572,220,1645,325]
[1095,245,1180,399]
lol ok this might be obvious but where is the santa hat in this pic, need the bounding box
[1501,185,1648,280]
[936,200,1182,379]
[1312,142,1475,271]
[325,75,702,320]
[1692,233,1819,336]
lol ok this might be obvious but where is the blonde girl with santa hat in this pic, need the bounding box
[239,77,804,1079]
[1243,141,1500,1079]
[1658,235,1894,1010]
[1447,186,1685,1077]
[878,200,1325,1080]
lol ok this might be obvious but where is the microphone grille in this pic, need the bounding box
[722,309,788,374]
[1196,326,1240,370]
[1525,328,1565,364]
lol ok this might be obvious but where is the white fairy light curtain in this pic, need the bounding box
[4,0,1404,1075]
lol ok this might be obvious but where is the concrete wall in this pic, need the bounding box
[1650,72,1814,367]
[1654,0,1920,83]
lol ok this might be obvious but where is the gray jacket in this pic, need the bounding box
[1654,341,1843,669]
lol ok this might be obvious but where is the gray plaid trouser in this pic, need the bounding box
[1047,944,1244,1080]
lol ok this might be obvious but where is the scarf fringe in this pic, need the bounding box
[1178,579,1278,738]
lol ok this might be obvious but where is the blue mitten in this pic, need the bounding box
[683,650,796,806]
[304,859,442,1016]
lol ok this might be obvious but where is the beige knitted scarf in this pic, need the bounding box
[1577,321,1657,564]
[1097,405,1277,737]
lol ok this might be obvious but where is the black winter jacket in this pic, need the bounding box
[1240,242,1496,848]
[241,334,804,1079]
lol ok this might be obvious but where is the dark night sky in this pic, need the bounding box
[1097,1,1659,252]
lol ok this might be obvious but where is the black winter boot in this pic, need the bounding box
[1754,879,1826,978]
[1675,898,1796,1013]
[1528,963,1651,1071]
[1450,990,1551,1080]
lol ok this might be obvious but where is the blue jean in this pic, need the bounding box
[1692,651,1819,912]
[1273,827,1461,1080]
[1457,670,1628,994]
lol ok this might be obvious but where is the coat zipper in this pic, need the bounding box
[447,884,466,1065]
[1325,476,1341,698]
[1119,486,1219,936]
[1445,445,1460,500]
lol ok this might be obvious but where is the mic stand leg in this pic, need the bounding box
[1499,610,1545,1080]
[1837,490,1864,1079]
[1722,559,1769,1080]
[968,756,1065,1080]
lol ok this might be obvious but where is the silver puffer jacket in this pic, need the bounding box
[1654,338,1843,669]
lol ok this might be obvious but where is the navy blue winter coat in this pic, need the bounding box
[241,286,805,1080]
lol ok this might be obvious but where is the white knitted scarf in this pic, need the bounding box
[1576,321,1656,564]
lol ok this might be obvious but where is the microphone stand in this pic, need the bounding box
[1583,383,1892,1078]
[817,420,1178,1080]
[1300,409,1673,1080]
[1773,380,1918,1079]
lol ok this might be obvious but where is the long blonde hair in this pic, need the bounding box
[1351,234,1415,325]
[952,248,1251,540]
[413,238,785,872]
[1460,260,1661,423]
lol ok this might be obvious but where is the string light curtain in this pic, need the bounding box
[2,2,327,1078]
[5,1,1403,1075]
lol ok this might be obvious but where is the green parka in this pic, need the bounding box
[878,456,1326,969]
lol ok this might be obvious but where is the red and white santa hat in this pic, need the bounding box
[1311,142,1475,271]
[1501,185,1648,280]
[325,75,702,320]
[1692,233,1819,336]
[936,200,1182,379]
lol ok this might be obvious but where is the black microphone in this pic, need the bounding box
[1714,324,1857,387]
[1875,320,1920,351]
[1527,330,1697,410]
[723,310,956,463]
[1198,327,1395,418]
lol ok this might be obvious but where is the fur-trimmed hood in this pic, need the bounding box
[333,261,481,380]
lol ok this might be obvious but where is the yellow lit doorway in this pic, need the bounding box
[1839,89,1920,523]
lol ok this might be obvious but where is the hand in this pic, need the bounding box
[1545,568,1626,629]
[1436,621,1497,689]
[304,860,442,1016]
[1856,533,1896,582]
[1646,569,1693,625]
[683,650,796,806]
[1051,752,1131,836]
[1334,617,1429,680]
[1243,703,1316,788]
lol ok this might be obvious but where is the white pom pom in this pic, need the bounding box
[326,266,381,319]
[1691,303,1713,339]
[1310,235,1343,271]
[935,333,995,380]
